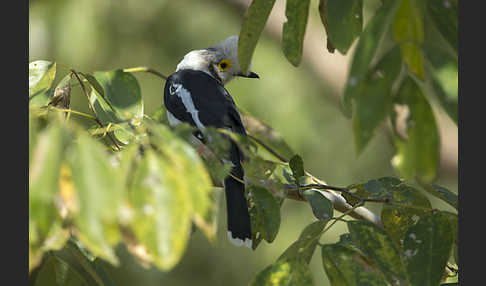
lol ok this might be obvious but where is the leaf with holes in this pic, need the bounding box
[279,220,328,264]
[381,184,432,246]
[347,221,407,285]
[249,257,313,286]
[321,244,388,286]
[402,211,453,286]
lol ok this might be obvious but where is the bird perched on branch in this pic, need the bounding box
[163,36,259,248]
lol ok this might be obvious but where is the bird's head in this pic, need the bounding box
[176,35,259,85]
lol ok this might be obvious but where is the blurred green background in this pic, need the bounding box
[29,0,458,285]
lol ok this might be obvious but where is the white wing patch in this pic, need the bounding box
[227,231,252,248]
[169,83,205,129]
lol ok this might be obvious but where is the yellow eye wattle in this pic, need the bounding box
[218,59,232,71]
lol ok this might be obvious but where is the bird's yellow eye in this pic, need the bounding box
[218,59,232,71]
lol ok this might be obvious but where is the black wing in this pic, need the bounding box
[163,69,246,135]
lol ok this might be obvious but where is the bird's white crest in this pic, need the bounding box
[175,36,254,85]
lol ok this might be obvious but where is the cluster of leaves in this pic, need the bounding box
[29,59,458,286]
[238,0,458,183]
[249,171,459,286]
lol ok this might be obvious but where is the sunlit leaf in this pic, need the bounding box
[392,77,440,182]
[381,184,432,246]
[393,0,426,79]
[279,220,328,264]
[68,132,123,265]
[238,0,277,74]
[90,69,143,144]
[403,211,453,286]
[30,123,69,244]
[282,0,310,66]
[249,257,313,286]
[321,244,388,286]
[347,221,407,285]
[324,0,363,55]
[129,148,193,270]
[29,60,57,106]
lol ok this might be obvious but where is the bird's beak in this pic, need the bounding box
[238,71,260,79]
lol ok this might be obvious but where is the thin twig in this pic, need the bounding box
[247,134,289,163]
[123,67,168,80]
[70,69,121,150]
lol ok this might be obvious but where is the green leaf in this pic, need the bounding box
[249,186,281,243]
[420,183,458,210]
[240,109,295,161]
[68,132,123,265]
[81,72,105,98]
[393,0,426,79]
[321,244,388,286]
[381,184,432,246]
[341,0,400,117]
[90,69,143,144]
[347,221,407,285]
[29,60,57,101]
[422,40,458,125]
[30,123,68,240]
[392,77,440,182]
[429,67,457,125]
[289,154,305,183]
[149,124,214,237]
[302,190,333,220]
[281,0,310,66]
[352,46,402,153]
[279,220,328,264]
[426,0,457,53]
[362,176,402,200]
[249,257,313,286]
[403,211,454,286]
[238,0,277,74]
[34,254,92,286]
[129,147,193,270]
[324,0,363,55]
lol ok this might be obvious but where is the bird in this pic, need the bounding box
[163,36,259,248]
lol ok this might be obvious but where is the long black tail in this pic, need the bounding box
[224,140,252,248]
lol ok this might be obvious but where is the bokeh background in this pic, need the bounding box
[29,0,458,285]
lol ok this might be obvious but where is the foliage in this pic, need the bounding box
[29,0,457,285]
